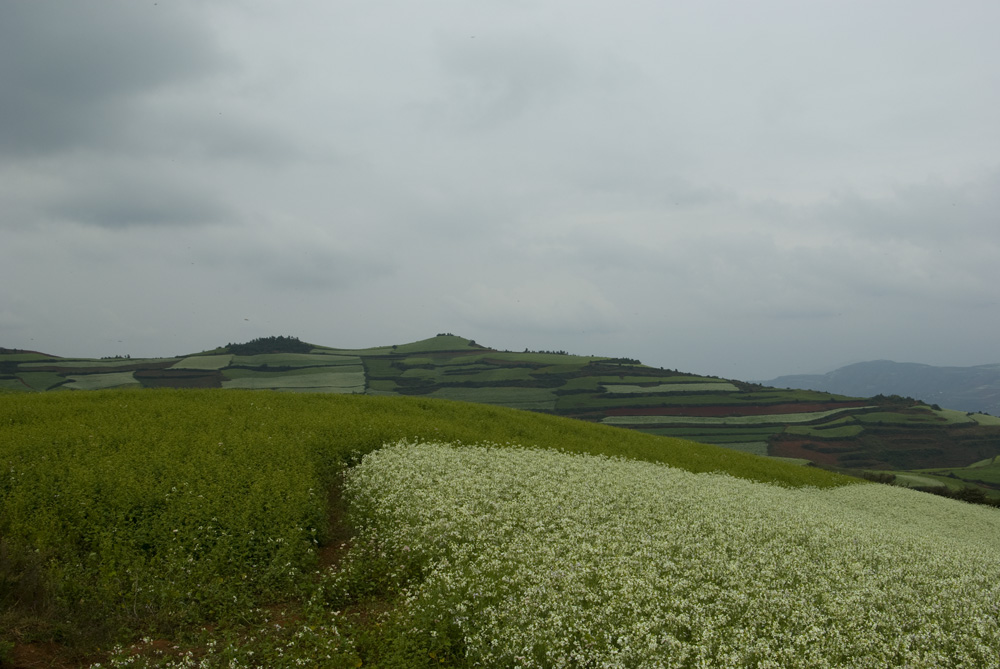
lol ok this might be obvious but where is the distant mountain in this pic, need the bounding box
[766,360,1000,416]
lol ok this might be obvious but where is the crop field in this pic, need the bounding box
[230,353,362,367]
[855,411,952,425]
[555,393,749,412]
[969,413,1000,426]
[223,365,365,380]
[5,389,1000,666]
[13,371,65,391]
[786,424,866,438]
[6,334,1000,475]
[170,355,234,370]
[643,426,783,438]
[918,459,1000,487]
[448,367,538,382]
[602,406,875,426]
[892,472,964,489]
[601,382,740,393]
[7,388,1000,667]
[19,358,176,369]
[221,371,365,391]
[335,442,1000,667]
[64,371,142,390]
[427,386,558,409]
[716,440,770,455]
[0,379,26,392]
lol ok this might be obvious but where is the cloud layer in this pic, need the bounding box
[2,0,999,380]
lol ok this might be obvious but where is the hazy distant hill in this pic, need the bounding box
[767,360,1000,416]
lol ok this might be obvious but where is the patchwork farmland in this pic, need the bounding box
[3,334,1000,482]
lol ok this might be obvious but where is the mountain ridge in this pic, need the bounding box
[766,359,1000,416]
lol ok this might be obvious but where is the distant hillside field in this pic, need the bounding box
[5,335,1000,477]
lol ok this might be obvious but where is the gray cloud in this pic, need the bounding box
[0,1,227,157]
[48,173,229,229]
[433,33,580,130]
[3,0,1000,380]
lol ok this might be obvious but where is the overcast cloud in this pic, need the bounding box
[2,0,998,380]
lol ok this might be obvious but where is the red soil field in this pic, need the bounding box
[768,439,856,467]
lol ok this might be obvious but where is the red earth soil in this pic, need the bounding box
[768,439,857,467]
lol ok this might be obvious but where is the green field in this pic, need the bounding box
[427,386,558,409]
[5,334,1000,475]
[5,389,1000,666]
[602,406,874,426]
[856,410,967,425]
[18,358,175,368]
[171,354,234,370]
[221,370,365,391]
[602,382,740,393]
[14,371,66,391]
[230,353,362,367]
[917,459,1000,487]
[786,423,865,438]
[64,371,142,390]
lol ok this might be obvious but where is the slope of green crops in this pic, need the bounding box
[1,389,857,653]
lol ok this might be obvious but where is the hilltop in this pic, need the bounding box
[4,334,1000,490]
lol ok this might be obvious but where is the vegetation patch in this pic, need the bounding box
[786,424,865,439]
[170,355,233,370]
[335,442,1000,667]
[0,387,874,665]
[602,407,875,426]
[6,334,1000,474]
[602,382,740,393]
[221,371,365,391]
[134,370,223,389]
[64,371,142,390]
[428,387,557,410]
[14,371,66,391]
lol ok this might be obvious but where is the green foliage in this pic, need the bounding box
[8,336,1000,474]
[14,371,65,391]
[786,423,865,438]
[225,336,312,356]
[0,389,856,646]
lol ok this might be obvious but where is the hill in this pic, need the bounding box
[2,390,1000,666]
[766,359,1000,416]
[4,335,1000,478]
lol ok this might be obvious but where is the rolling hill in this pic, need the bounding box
[766,359,1000,416]
[4,334,1000,478]
[4,340,1000,665]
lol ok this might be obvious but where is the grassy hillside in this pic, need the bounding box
[2,390,999,666]
[0,388,847,665]
[5,334,1000,478]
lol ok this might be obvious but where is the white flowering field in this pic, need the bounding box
[337,441,1000,668]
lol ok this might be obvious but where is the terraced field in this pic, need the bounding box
[4,335,1000,478]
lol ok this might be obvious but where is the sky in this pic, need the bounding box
[2,0,999,381]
